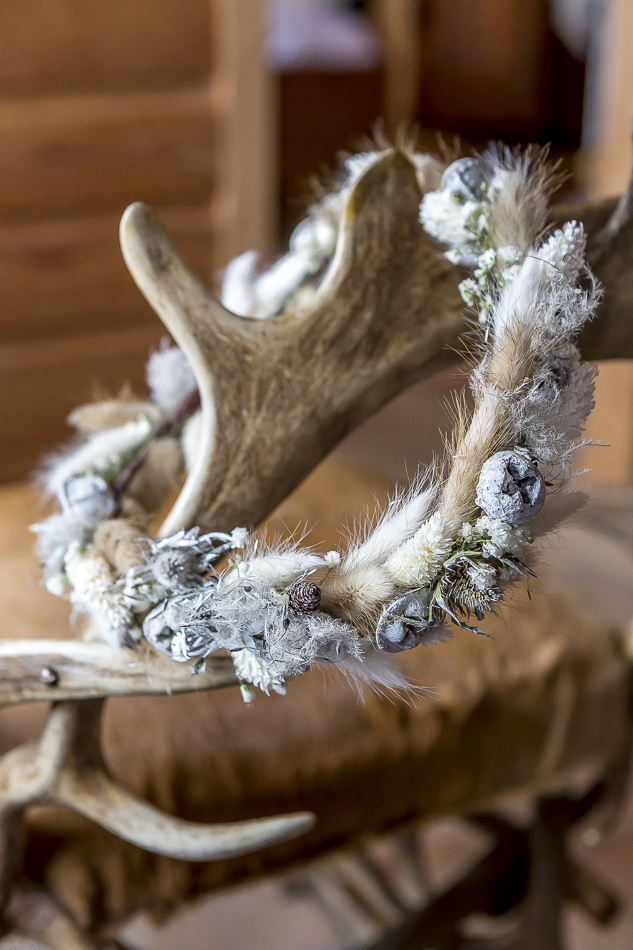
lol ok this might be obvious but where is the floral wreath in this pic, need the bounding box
[32,145,599,702]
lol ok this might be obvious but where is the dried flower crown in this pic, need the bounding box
[32,144,600,701]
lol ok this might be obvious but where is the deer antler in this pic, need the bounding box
[121,149,633,540]
[121,150,464,537]
[0,698,314,883]
[0,639,237,706]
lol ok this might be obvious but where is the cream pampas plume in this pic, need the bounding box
[320,482,436,627]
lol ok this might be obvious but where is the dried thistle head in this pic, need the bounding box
[441,558,502,619]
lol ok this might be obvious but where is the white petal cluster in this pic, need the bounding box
[536,221,586,284]
[232,648,287,696]
[324,549,341,569]
[230,526,249,549]
[471,517,526,560]
[420,190,483,248]
[466,561,498,591]
[385,512,453,587]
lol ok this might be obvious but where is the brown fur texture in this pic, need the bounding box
[92,516,149,575]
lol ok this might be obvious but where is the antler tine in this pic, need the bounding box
[121,151,464,536]
[50,700,315,860]
[119,201,255,539]
[0,701,315,865]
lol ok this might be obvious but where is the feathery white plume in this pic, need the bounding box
[236,551,324,588]
[221,250,259,316]
[385,512,453,587]
[146,345,197,415]
[44,418,152,497]
[345,484,436,572]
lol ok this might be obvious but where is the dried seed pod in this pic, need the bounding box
[547,355,572,389]
[441,558,502,619]
[242,617,267,656]
[288,581,321,614]
[60,474,117,525]
[441,158,489,204]
[376,591,443,653]
[152,548,208,591]
[475,450,545,525]
[143,593,217,660]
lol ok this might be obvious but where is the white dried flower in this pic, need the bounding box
[474,516,526,560]
[459,278,479,305]
[64,542,133,646]
[477,248,497,270]
[420,190,483,248]
[324,550,341,569]
[386,512,453,587]
[232,648,287,696]
[466,561,498,592]
[444,247,463,264]
[146,345,197,415]
[230,527,249,549]
[536,221,586,284]
[498,245,521,263]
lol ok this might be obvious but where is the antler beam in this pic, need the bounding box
[121,150,633,540]
[0,699,314,877]
[0,639,237,706]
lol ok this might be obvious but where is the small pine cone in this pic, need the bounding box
[288,581,321,614]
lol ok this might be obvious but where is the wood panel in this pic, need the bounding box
[0,0,276,483]
[579,0,633,484]
[0,325,164,483]
[420,0,547,137]
[0,204,228,344]
[0,0,211,97]
[0,88,220,221]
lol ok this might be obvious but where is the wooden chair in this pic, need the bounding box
[0,469,632,948]
[0,151,633,948]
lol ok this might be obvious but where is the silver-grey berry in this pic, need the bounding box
[475,450,545,525]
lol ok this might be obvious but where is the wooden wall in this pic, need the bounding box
[0,0,275,483]
[580,0,633,484]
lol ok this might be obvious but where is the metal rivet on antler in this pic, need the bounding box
[475,450,545,525]
[376,592,441,653]
[40,667,59,687]
[288,581,321,614]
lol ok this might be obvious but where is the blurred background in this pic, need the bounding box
[0,0,631,490]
